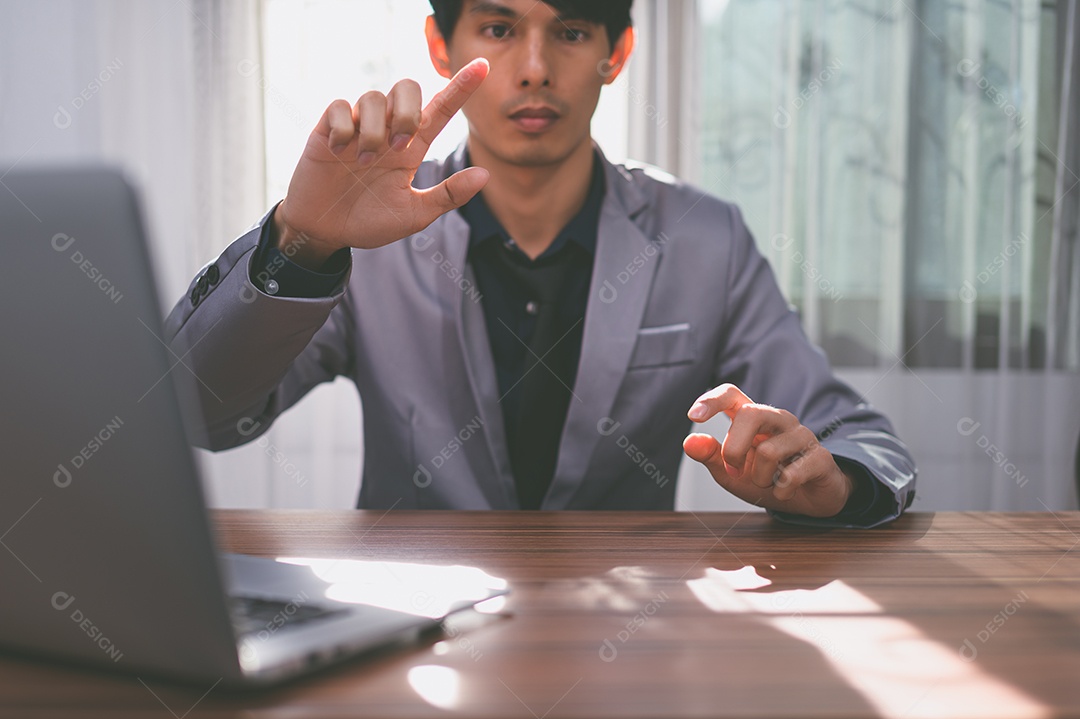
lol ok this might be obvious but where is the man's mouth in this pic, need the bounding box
[508,106,560,133]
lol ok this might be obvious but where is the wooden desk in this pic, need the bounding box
[2,510,1079,718]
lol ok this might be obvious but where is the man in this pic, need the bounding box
[166,0,915,526]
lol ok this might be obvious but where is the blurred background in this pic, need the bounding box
[1,0,1077,512]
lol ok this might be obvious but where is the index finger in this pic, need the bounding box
[416,58,489,148]
[720,404,800,476]
[688,383,754,422]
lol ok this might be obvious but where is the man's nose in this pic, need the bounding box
[515,33,552,88]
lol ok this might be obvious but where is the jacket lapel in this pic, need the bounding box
[544,156,658,509]
[434,146,517,509]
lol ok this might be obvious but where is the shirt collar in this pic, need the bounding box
[460,149,605,260]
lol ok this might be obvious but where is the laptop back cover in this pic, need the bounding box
[0,167,242,684]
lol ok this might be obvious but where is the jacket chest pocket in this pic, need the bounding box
[627,323,697,369]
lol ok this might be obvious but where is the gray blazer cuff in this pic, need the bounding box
[164,207,353,448]
[766,435,916,529]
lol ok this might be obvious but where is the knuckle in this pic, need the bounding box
[443,182,459,208]
[761,403,784,417]
[395,110,422,130]
[708,383,737,401]
[756,442,781,464]
[436,96,456,118]
[773,467,799,490]
[815,450,836,473]
[329,117,354,136]
[720,446,741,466]
[755,470,777,489]
[742,404,768,420]
[440,82,465,106]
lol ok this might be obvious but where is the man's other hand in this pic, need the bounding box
[683,384,854,517]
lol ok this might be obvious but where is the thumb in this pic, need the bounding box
[683,433,740,487]
[418,166,490,220]
[684,432,722,465]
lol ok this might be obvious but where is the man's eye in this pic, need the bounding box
[562,28,588,42]
[483,24,510,39]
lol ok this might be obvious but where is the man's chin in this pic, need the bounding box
[507,146,566,167]
[487,136,584,168]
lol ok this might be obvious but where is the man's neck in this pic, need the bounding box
[467,138,596,260]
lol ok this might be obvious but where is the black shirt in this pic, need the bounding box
[459,153,603,439]
[457,151,604,507]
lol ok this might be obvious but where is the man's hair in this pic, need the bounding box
[429,0,633,51]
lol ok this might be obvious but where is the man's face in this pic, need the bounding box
[439,0,622,167]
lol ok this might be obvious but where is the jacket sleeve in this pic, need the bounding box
[163,206,355,450]
[713,205,917,528]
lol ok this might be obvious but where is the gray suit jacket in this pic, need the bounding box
[165,144,916,526]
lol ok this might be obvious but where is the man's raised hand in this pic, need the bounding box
[272,58,491,268]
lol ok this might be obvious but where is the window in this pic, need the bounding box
[695,0,1078,370]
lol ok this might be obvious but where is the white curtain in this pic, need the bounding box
[657,0,1080,511]
[0,0,289,506]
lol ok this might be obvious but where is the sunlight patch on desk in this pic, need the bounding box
[687,568,881,614]
[558,565,660,612]
[408,665,461,710]
[771,615,1050,719]
[687,566,1049,719]
[275,557,508,618]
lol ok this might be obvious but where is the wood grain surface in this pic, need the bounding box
[1,510,1078,718]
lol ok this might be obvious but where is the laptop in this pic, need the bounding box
[0,167,507,687]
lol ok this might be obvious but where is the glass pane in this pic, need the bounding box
[697,0,1052,369]
[902,0,1045,370]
